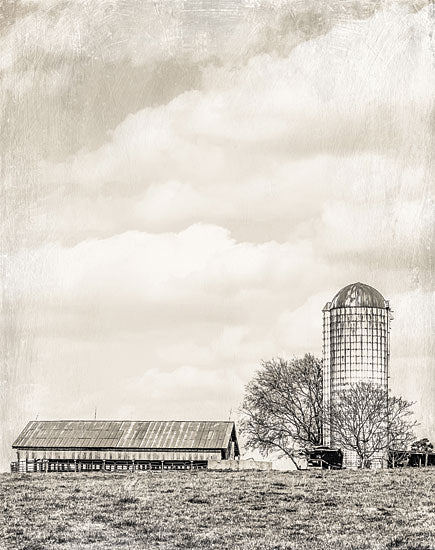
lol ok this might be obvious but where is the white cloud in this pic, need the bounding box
[35,5,434,249]
[9,224,325,314]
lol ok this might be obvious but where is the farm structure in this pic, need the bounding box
[323,282,392,468]
[11,420,240,473]
[389,450,435,468]
[305,447,435,470]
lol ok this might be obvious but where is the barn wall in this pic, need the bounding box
[17,449,221,461]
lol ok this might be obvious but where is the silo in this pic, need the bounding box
[322,283,392,468]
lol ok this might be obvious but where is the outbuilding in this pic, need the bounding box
[11,420,240,472]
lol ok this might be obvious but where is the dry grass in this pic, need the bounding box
[1,468,434,550]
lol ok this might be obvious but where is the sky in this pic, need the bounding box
[1,0,434,471]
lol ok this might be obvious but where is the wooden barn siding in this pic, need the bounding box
[226,440,235,459]
[16,449,222,461]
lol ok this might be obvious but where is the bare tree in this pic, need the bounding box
[326,382,417,468]
[240,354,323,466]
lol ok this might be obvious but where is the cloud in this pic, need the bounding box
[37,6,433,201]
[2,0,432,163]
[8,224,326,323]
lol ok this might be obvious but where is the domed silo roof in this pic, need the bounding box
[330,282,387,308]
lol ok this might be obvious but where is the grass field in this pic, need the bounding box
[1,468,434,550]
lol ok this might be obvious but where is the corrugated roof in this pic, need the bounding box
[12,421,238,452]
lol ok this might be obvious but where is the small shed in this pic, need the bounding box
[389,450,435,468]
[11,420,240,473]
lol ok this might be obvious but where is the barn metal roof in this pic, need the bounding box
[12,421,239,454]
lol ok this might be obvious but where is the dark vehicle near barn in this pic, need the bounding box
[307,446,343,469]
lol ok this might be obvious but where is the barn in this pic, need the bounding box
[11,420,240,473]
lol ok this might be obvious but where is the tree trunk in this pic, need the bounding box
[360,455,369,469]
